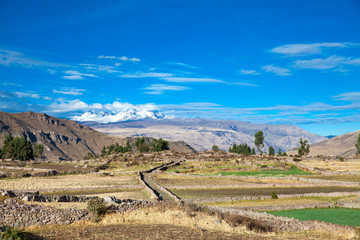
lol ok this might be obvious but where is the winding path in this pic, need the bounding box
[139,159,183,201]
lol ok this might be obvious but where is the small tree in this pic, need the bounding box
[254,131,264,155]
[151,138,169,152]
[34,144,44,158]
[298,138,310,158]
[277,148,282,156]
[251,147,256,155]
[212,145,219,152]
[101,146,107,157]
[268,146,275,156]
[135,137,150,153]
[356,134,360,156]
[87,198,107,222]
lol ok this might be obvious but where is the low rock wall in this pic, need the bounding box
[137,172,159,200]
[1,190,94,202]
[0,198,90,227]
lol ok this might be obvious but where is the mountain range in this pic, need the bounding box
[82,116,327,152]
[0,111,195,161]
[71,110,174,123]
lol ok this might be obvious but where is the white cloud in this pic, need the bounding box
[240,69,260,75]
[63,75,84,80]
[234,82,259,87]
[62,70,98,80]
[164,62,199,69]
[98,55,116,59]
[262,65,292,76]
[293,55,360,70]
[53,88,86,96]
[47,99,89,113]
[121,72,174,78]
[1,82,22,87]
[98,55,140,62]
[271,42,358,56]
[0,49,67,68]
[333,92,360,102]
[14,91,40,99]
[144,84,189,94]
[163,77,226,83]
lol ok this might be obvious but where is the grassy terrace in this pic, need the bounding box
[171,187,360,199]
[212,166,313,177]
[154,172,303,188]
[166,160,314,177]
[0,173,140,191]
[269,208,360,227]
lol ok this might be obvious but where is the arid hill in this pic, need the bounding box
[0,111,195,161]
[306,130,360,158]
[84,118,326,152]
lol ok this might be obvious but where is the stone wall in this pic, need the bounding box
[0,198,90,227]
[138,172,159,200]
[1,190,93,202]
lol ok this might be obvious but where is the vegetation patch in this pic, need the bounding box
[269,208,360,227]
[215,166,313,177]
[167,160,313,176]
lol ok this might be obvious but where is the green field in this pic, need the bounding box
[269,208,360,227]
[167,161,313,177]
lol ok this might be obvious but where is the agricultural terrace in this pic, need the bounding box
[165,159,313,177]
[269,208,360,227]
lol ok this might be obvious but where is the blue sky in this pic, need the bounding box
[0,0,360,136]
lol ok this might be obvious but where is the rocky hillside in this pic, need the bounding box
[306,130,360,158]
[83,118,326,152]
[0,111,195,161]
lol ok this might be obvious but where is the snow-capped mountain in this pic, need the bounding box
[71,109,174,123]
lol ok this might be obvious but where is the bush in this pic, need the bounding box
[0,227,24,240]
[212,145,219,152]
[270,191,278,199]
[151,138,169,152]
[87,198,107,222]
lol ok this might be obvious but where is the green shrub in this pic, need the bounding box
[212,145,219,151]
[87,198,107,222]
[0,227,24,240]
[270,191,278,199]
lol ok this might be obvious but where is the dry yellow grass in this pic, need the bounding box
[301,160,360,172]
[155,172,303,188]
[24,205,357,239]
[203,196,358,208]
[0,173,140,191]
[84,190,149,200]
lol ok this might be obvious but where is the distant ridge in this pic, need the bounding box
[83,118,327,152]
[307,130,360,158]
[0,111,195,161]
